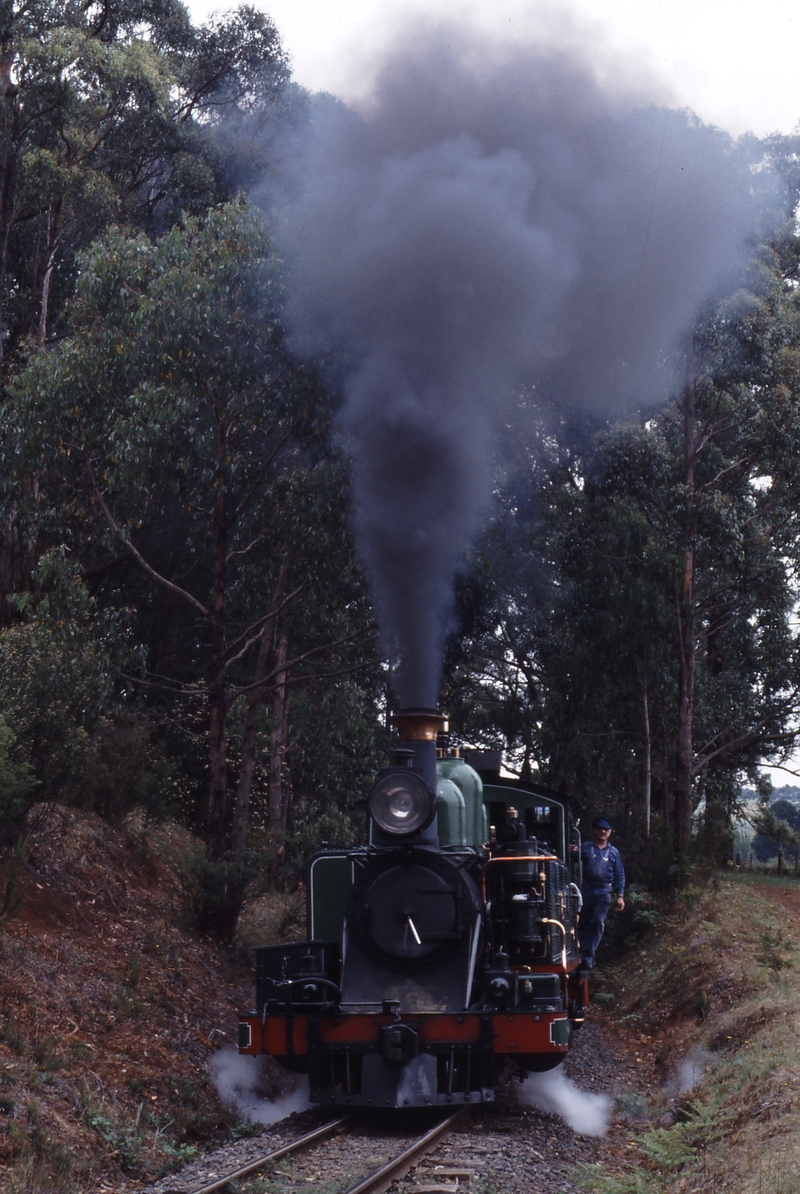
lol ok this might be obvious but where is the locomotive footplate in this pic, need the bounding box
[238,1009,571,1106]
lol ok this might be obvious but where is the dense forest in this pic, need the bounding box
[1,0,800,936]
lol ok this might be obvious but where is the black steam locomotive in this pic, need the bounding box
[238,709,588,1107]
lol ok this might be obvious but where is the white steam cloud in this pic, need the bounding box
[269,19,783,706]
[208,1047,310,1125]
[522,1068,611,1136]
[668,1047,710,1096]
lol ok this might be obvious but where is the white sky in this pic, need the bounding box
[187,0,800,137]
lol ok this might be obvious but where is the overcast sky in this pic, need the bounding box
[187,0,800,137]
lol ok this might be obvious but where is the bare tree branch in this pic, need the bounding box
[222,558,321,664]
[227,421,297,529]
[228,623,378,701]
[84,452,210,618]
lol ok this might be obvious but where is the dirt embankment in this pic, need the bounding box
[0,805,292,1194]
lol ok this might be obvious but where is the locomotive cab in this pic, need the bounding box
[238,713,588,1107]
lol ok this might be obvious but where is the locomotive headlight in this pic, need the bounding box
[368,771,435,836]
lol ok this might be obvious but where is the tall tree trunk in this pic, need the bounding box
[36,199,61,346]
[674,365,698,853]
[519,723,533,782]
[206,422,228,856]
[643,684,652,842]
[280,703,292,835]
[0,74,20,362]
[230,558,290,863]
[661,726,670,827]
[268,628,288,870]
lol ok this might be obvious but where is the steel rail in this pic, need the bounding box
[170,1114,353,1194]
[340,1109,465,1194]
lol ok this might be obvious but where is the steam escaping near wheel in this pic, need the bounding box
[522,1067,611,1136]
[208,1047,309,1124]
[275,17,782,707]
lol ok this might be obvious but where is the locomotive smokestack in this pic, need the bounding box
[392,709,447,743]
[392,708,447,843]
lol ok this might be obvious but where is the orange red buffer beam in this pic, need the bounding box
[238,1011,570,1056]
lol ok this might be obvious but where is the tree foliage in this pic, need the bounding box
[5,201,381,886]
[0,0,289,359]
[752,797,800,864]
[445,228,800,872]
[0,547,162,841]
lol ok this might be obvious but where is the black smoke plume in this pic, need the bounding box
[276,23,779,707]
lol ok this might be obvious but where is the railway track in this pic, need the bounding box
[162,1108,466,1194]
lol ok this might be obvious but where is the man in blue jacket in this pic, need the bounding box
[578,816,625,974]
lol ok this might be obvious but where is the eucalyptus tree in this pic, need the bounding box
[444,232,800,869]
[662,250,800,853]
[533,433,677,832]
[0,547,148,838]
[0,0,288,359]
[752,798,800,869]
[533,247,800,859]
[6,202,378,859]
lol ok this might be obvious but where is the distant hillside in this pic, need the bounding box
[770,784,800,804]
[742,784,800,805]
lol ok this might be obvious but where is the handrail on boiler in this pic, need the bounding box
[540,917,568,971]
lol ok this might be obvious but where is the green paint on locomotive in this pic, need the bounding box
[435,776,467,846]
[306,762,580,942]
[437,754,485,849]
[308,854,353,942]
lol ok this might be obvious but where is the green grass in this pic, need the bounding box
[723,868,800,888]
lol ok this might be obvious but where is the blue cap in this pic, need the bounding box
[592,817,612,830]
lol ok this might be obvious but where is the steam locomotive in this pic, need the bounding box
[238,709,588,1107]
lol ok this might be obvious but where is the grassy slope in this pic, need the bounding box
[580,873,800,1194]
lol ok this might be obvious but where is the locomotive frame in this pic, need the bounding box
[238,711,589,1108]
